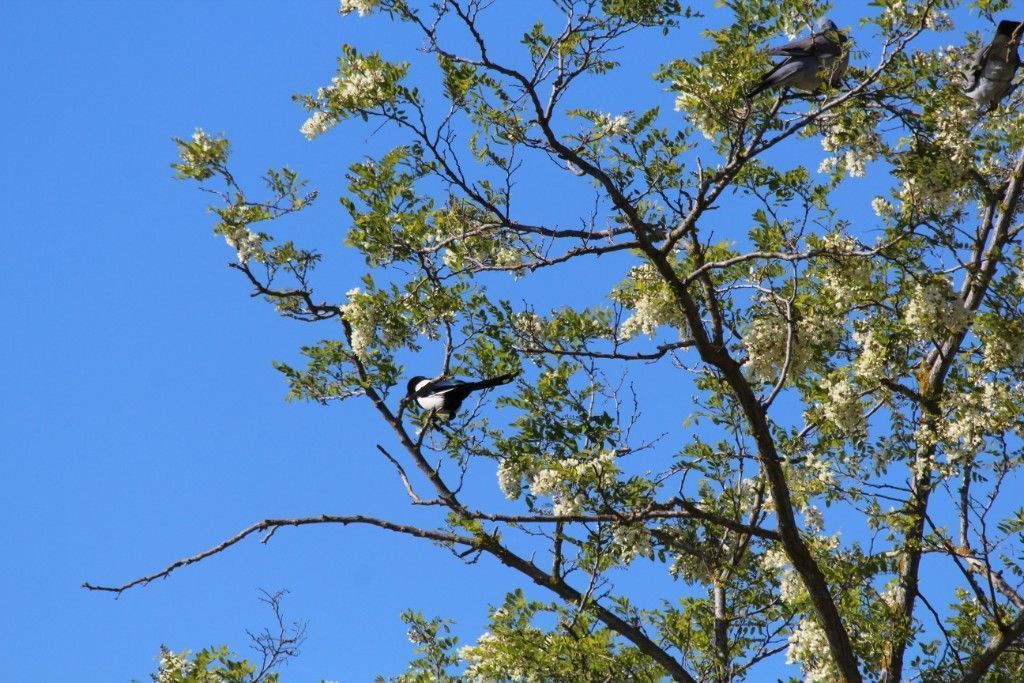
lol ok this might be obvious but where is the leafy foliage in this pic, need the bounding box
[154,1,1024,681]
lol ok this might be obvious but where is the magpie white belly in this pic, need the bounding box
[968,76,1012,103]
[416,394,448,411]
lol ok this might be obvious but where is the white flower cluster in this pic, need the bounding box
[980,323,1024,371]
[336,58,390,107]
[933,99,976,166]
[527,452,617,515]
[786,618,838,683]
[496,459,521,500]
[871,196,895,218]
[942,381,1021,462]
[821,375,865,435]
[493,245,524,270]
[442,236,525,274]
[803,504,825,533]
[879,581,901,611]
[761,547,805,604]
[802,449,838,490]
[777,13,809,40]
[175,128,227,179]
[817,233,873,309]
[300,110,336,140]
[743,305,841,382]
[618,264,685,340]
[156,649,193,683]
[903,280,972,341]
[510,311,544,339]
[222,224,262,264]
[181,128,216,165]
[303,55,396,136]
[852,326,887,381]
[818,113,883,178]
[611,523,653,563]
[340,287,376,359]
[675,88,724,141]
[594,112,630,138]
[459,631,500,681]
[895,170,964,216]
[339,0,379,16]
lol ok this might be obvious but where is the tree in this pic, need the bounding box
[139,591,307,683]
[86,1,1024,681]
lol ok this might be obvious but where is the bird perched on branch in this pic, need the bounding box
[965,19,1022,107]
[406,373,517,417]
[748,18,849,98]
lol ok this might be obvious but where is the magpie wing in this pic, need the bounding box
[414,378,466,397]
[965,44,991,93]
[766,34,815,57]
[748,59,804,96]
[767,31,841,58]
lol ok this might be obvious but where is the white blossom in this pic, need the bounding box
[339,0,379,16]
[879,582,901,611]
[803,505,825,533]
[617,264,686,339]
[552,492,586,516]
[904,279,972,340]
[156,649,193,683]
[528,452,618,515]
[340,287,375,359]
[611,523,653,563]
[942,381,1021,462]
[817,232,873,309]
[314,55,397,113]
[529,468,561,497]
[818,112,883,178]
[743,305,841,382]
[511,311,544,338]
[801,449,838,490]
[300,110,336,140]
[818,155,840,175]
[496,460,521,500]
[980,323,1024,371]
[871,196,894,217]
[821,375,865,435]
[853,326,887,381]
[786,618,838,683]
[222,224,262,263]
[595,112,630,137]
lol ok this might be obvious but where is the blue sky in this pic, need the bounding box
[1,1,1009,680]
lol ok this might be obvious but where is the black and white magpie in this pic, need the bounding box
[965,20,1021,107]
[406,373,517,417]
[748,18,849,97]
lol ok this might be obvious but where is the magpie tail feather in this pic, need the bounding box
[466,372,518,392]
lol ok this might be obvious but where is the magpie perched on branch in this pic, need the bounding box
[748,18,849,98]
[406,372,518,417]
[965,19,1022,107]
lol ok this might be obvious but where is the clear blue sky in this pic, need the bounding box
[0,1,1002,680]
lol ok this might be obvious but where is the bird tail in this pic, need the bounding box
[465,372,518,392]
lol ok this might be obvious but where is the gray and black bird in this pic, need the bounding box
[965,19,1022,107]
[406,373,517,417]
[748,18,849,97]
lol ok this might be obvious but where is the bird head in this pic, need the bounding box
[406,376,427,395]
[997,20,1023,45]
[816,18,838,32]
[816,17,846,41]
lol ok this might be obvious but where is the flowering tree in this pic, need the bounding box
[88,0,1024,681]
